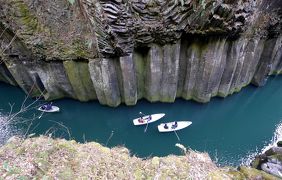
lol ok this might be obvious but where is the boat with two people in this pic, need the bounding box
[38,103,60,113]
[133,113,165,126]
[158,121,192,132]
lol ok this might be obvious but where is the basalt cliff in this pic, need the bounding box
[0,0,281,106]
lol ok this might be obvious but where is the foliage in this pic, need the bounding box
[67,0,75,5]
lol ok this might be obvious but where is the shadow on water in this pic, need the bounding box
[0,75,282,166]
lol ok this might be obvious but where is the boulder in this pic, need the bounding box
[261,162,282,178]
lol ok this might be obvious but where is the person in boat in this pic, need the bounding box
[149,115,152,120]
[138,117,144,123]
[45,103,52,110]
[164,123,168,129]
[41,103,52,111]
[172,121,178,129]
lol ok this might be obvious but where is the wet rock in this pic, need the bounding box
[265,147,282,156]
[239,166,278,180]
[251,154,267,169]
[261,162,282,178]
[277,141,282,147]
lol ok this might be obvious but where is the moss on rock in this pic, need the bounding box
[239,166,278,180]
[63,60,96,101]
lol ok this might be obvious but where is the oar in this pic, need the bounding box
[144,120,149,133]
[38,104,46,119]
[139,112,150,133]
[174,130,180,141]
[106,130,114,146]
[139,111,145,117]
[38,111,44,119]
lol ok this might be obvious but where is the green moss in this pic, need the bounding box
[37,151,50,161]
[63,61,96,101]
[16,147,26,155]
[251,157,261,169]
[15,1,39,33]
[226,169,246,179]
[269,154,282,162]
[34,159,50,174]
[134,169,144,179]
[56,141,77,154]
[57,167,74,180]
[145,94,160,102]
[239,166,277,180]
[2,161,22,176]
[181,94,193,100]
[217,91,228,97]
[61,40,90,59]
[133,51,145,99]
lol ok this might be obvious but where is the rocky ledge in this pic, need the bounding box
[251,141,282,179]
[0,136,279,179]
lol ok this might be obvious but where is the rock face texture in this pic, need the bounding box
[0,0,281,106]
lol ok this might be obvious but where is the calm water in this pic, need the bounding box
[1,76,282,166]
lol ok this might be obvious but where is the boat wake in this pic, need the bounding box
[240,121,282,166]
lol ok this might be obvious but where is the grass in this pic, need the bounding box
[0,136,278,179]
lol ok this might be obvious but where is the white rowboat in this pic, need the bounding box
[133,113,165,126]
[38,106,60,112]
[158,121,192,132]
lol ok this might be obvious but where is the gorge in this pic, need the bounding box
[0,0,282,179]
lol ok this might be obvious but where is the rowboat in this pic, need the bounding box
[38,105,60,112]
[158,121,192,132]
[133,113,165,126]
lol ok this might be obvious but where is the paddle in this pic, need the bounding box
[38,110,44,119]
[174,130,180,141]
[144,120,149,133]
[139,112,150,133]
[38,103,46,119]
[106,130,114,146]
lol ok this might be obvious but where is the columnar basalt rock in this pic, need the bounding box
[0,0,281,106]
[63,61,97,101]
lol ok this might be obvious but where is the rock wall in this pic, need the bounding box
[0,0,281,106]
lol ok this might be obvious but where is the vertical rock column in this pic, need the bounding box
[176,40,189,97]
[192,38,227,102]
[160,42,180,102]
[35,61,76,100]
[269,36,282,75]
[210,41,228,97]
[143,42,181,102]
[181,43,201,100]
[144,44,163,102]
[63,61,97,101]
[119,54,137,105]
[89,58,121,107]
[133,50,146,100]
[252,37,282,86]
[235,38,264,90]
[4,60,41,96]
[0,62,16,85]
[217,39,246,97]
